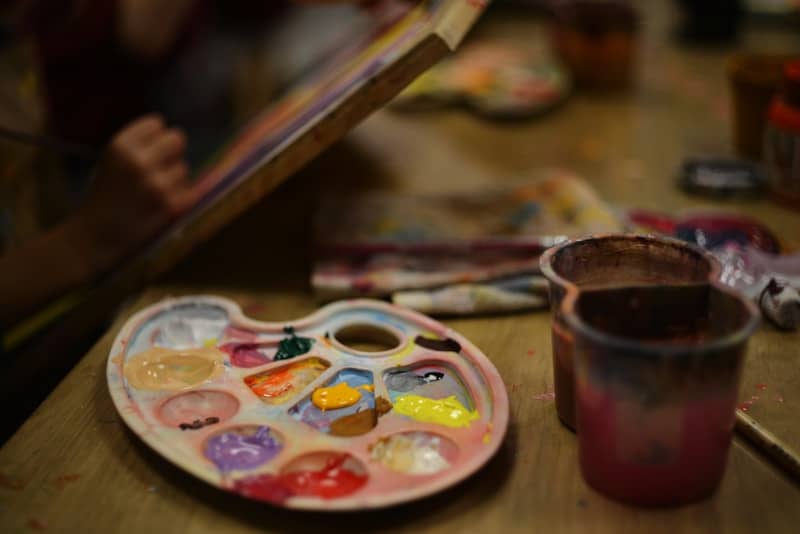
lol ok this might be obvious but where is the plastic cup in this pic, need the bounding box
[564,283,759,505]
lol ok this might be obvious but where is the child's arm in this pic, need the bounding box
[0,115,193,329]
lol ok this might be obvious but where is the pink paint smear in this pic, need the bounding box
[532,390,556,401]
[738,383,786,411]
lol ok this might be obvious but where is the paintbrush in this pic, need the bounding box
[0,124,99,161]
[735,409,800,483]
[392,275,550,315]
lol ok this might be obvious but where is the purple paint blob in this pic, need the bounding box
[219,343,271,368]
[205,426,282,472]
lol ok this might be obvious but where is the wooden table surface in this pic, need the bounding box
[2,2,800,532]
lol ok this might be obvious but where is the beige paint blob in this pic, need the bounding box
[124,347,224,391]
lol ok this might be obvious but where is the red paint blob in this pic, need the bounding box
[219,343,271,368]
[280,454,367,499]
[756,384,768,391]
[233,474,293,504]
[232,453,367,504]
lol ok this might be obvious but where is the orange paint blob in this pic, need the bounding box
[245,358,328,405]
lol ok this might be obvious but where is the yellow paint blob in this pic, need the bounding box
[482,422,493,444]
[123,347,224,391]
[359,384,375,392]
[393,395,479,428]
[312,382,362,411]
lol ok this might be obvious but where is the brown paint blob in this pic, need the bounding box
[330,409,377,437]
[376,396,393,416]
[329,397,392,437]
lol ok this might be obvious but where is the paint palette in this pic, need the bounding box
[392,42,570,118]
[107,296,508,510]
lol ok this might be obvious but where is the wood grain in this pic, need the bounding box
[2,2,800,532]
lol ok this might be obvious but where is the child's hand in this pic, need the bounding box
[72,114,194,273]
[0,115,195,324]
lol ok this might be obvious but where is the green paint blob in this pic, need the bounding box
[274,327,315,361]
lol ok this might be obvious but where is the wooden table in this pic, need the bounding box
[2,2,800,532]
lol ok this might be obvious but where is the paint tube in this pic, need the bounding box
[714,244,800,330]
[759,279,800,330]
[392,276,549,315]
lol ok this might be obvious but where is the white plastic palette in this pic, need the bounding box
[107,296,508,510]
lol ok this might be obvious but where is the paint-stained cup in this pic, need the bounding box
[564,283,759,505]
[549,1,639,90]
[539,235,717,430]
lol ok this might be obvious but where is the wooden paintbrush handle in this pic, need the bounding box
[735,409,800,482]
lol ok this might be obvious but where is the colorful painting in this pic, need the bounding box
[393,41,570,117]
[107,296,508,510]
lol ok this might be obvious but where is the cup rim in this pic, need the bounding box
[562,282,760,356]
[539,233,722,291]
[540,233,760,355]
